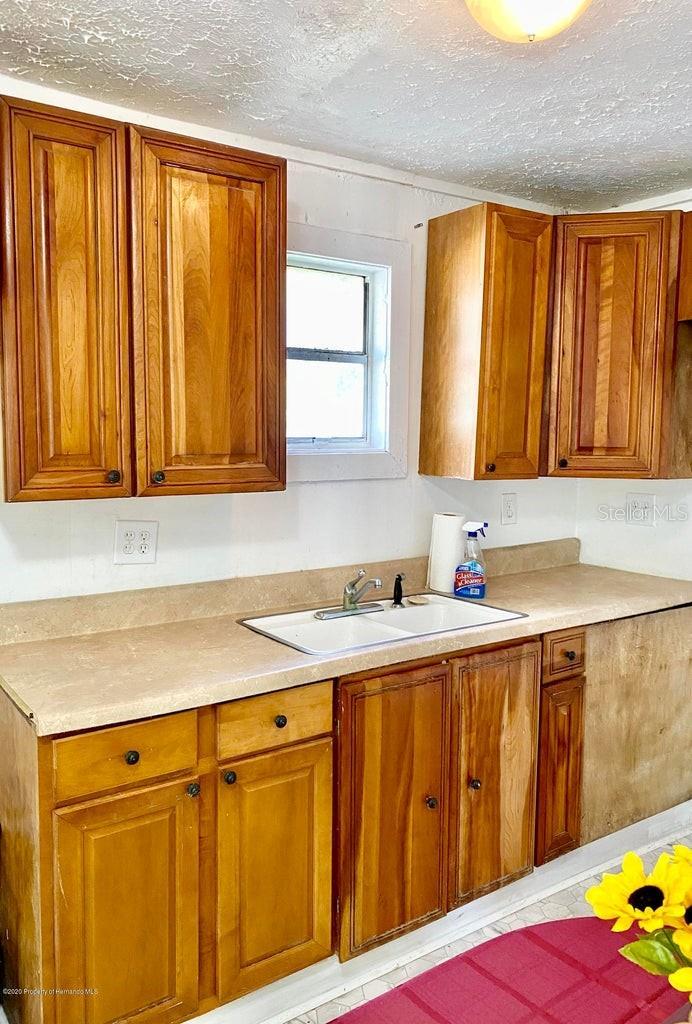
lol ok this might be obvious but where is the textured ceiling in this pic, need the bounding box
[0,0,690,208]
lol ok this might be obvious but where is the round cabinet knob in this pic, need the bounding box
[469,778,482,791]
[223,771,237,786]
[151,470,166,485]
[565,650,577,661]
[425,795,439,810]
[486,463,496,473]
[124,750,140,766]
[187,782,201,798]
[106,469,121,484]
[274,714,288,729]
[558,458,569,469]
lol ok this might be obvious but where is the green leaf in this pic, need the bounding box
[620,935,682,977]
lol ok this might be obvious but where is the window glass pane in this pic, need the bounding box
[287,359,365,439]
[287,266,365,353]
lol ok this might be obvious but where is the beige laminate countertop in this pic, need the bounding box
[1,563,691,737]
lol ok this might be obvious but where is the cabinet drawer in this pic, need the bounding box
[543,628,586,682]
[52,710,199,803]
[217,681,333,760]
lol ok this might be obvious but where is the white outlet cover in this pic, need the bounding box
[114,520,159,564]
[501,492,518,526]
[625,493,656,527]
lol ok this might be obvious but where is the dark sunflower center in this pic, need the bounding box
[628,885,665,912]
[685,906,692,926]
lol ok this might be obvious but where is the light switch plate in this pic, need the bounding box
[626,493,656,527]
[114,520,159,564]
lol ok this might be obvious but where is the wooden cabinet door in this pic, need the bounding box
[476,205,553,479]
[0,99,131,500]
[53,779,200,1024]
[217,739,332,1000]
[535,677,585,866]
[548,212,681,477]
[338,663,450,960]
[450,642,539,906]
[130,126,285,496]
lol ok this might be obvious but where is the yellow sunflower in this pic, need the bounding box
[585,852,687,933]
[673,845,692,869]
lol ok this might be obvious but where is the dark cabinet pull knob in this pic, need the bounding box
[486,463,496,473]
[425,795,439,809]
[151,470,166,485]
[223,771,237,785]
[469,778,482,791]
[558,458,569,469]
[187,782,201,798]
[124,750,140,766]
[106,469,121,484]
[274,714,288,729]
[565,650,577,661]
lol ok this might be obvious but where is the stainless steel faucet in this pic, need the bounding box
[314,568,384,620]
[342,568,383,611]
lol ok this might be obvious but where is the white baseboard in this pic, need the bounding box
[2,799,690,1024]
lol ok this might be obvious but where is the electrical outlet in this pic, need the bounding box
[626,493,656,527]
[114,520,159,564]
[501,492,518,526]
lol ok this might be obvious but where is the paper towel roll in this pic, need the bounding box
[427,513,466,593]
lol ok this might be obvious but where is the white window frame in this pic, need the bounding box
[286,222,410,483]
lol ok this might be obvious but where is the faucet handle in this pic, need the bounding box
[347,568,367,588]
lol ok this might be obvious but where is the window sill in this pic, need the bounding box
[287,449,408,483]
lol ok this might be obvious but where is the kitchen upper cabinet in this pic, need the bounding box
[216,738,333,1001]
[548,211,684,478]
[419,203,553,480]
[535,676,585,866]
[337,663,451,960]
[449,642,540,906]
[0,98,131,501]
[678,212,692,322]
[53,778,200,1024]
[129,126,286,496]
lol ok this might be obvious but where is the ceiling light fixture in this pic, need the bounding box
[465,0,593,43]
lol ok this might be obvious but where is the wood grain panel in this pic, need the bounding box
[548,212,681,477]
[581,607,692,844]
[419,203,552,480]
[130,125,285,495]
[217,739,332,999]
[678,212,692,322]
[535,676,584,865]
[477,206,553,478]
[449,642,540,906]
[0,97,131,500]
[52,710,198,803]
[53,779,199,1024]
[216,681,333,759]
[337,663,450,960]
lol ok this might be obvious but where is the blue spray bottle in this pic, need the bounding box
[454,521,488,599]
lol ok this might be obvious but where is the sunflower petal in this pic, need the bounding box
[622,852,645,880]
[612,916,635,932]
[669,967,692,993]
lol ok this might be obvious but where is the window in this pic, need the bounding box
[286,223,410,483]
[287,256,378,447]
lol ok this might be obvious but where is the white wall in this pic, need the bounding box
[0,76,580,604]
[574,189,692,581]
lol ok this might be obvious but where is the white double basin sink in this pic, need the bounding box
[242,592,525,656]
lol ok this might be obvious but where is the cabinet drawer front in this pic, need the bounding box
[543,629,586,682]
[217,681,333,759]
[53,710,198,803]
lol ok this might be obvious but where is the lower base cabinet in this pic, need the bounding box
[449,642,541,905]
[337,663,451,960]
[217,738,333,1000]
[535,676,585,865]
[53,779,201,1024]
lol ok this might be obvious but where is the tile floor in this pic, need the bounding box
[287,831,692,1024]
